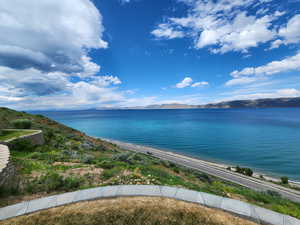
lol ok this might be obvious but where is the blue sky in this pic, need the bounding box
[0,0,300,110]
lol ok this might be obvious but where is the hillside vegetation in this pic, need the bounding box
[0,107,300,219]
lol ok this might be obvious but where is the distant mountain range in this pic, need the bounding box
[119,97,300,109]
[122,103,196,109]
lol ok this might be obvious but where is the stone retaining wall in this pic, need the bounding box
[0,144,15,188]
[0,161,16,188]
[0,185,299,225]
[0,130,43,188]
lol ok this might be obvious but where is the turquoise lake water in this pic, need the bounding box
[35,108,300,181]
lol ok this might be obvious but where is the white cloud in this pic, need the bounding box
[276,88,300,97]
[231,52,300,77]
[191,81,209,87]
[176,77,209,88]
[0,0,107,74]
[0,64,124,109]
[269,39,284,49]
[278,14,300,45]
[120,0,131,4]
[151,23,184,39]
[225,77,261,86]
[0,66,70,96]
[152,0,294,54]
[90,76,122,87]
[71,81,123,103]
[0,0,135,110]
[220,88,300,101]
[176,77,193,88]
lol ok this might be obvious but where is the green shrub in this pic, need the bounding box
[197,173,212,184]
[81,154,95,164]
[173,167,180,173]
[11,119,32,129]
[44,128,55,142]
[28,152,43,159]
[266,190,281,198]
[160,160,171,168]
[281,176,289,184]
[10,139,35,152]
[64,176,85,189]
[27,172,64,193]
[27,172,85,193]
[235,166,253,177]
[112,152,133,162]
[236,166,242,173]
[101,168,121,180]
[29,151,61,162]
[244,168,253,176]
[96,144,107,151]
[96,160,115,169]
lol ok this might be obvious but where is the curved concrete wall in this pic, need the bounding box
[0,185,299,225]
[0,144,16,188]
[0,129,44,146]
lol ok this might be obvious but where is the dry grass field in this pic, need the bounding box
[2,197,259,225]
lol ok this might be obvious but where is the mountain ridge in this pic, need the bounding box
[119,97,300,109]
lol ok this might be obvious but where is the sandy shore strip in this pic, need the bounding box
[101,137,300,200]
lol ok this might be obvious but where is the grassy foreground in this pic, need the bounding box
[2,197,258,225]
[0,107,300,220]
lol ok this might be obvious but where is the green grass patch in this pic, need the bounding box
[0,130,36,141]
[101,167,122,180]
[17,159,51,174]
[26,172,85,193]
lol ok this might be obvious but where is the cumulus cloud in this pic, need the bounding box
[220,88,300,101]
[0,0,133,110]
[152,0,293,54]
[0,66,70,96]
[0,64,124,109]
[277,14,300,46]
[151,23,184,39]
[176,77,208,88]
[231,52,300,77]
[176,77,193,88]
[226,52,300,87]
[225,77,261,86]
[90,76,122,86]
[191,81,209,87]
[0,0,107,74]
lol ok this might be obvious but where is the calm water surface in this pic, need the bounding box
[33,108,300,181]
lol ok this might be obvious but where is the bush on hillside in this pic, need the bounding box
[26,172,85,193]
[236,166,253,177]
[281,176,289,184]
[96,160,115,169]
[11,119,32,129]
[80,154,96,164]
[10,139,35,152]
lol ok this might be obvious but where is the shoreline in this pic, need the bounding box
[100,137,300,187]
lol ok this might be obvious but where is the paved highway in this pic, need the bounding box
[104,138,300,203]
